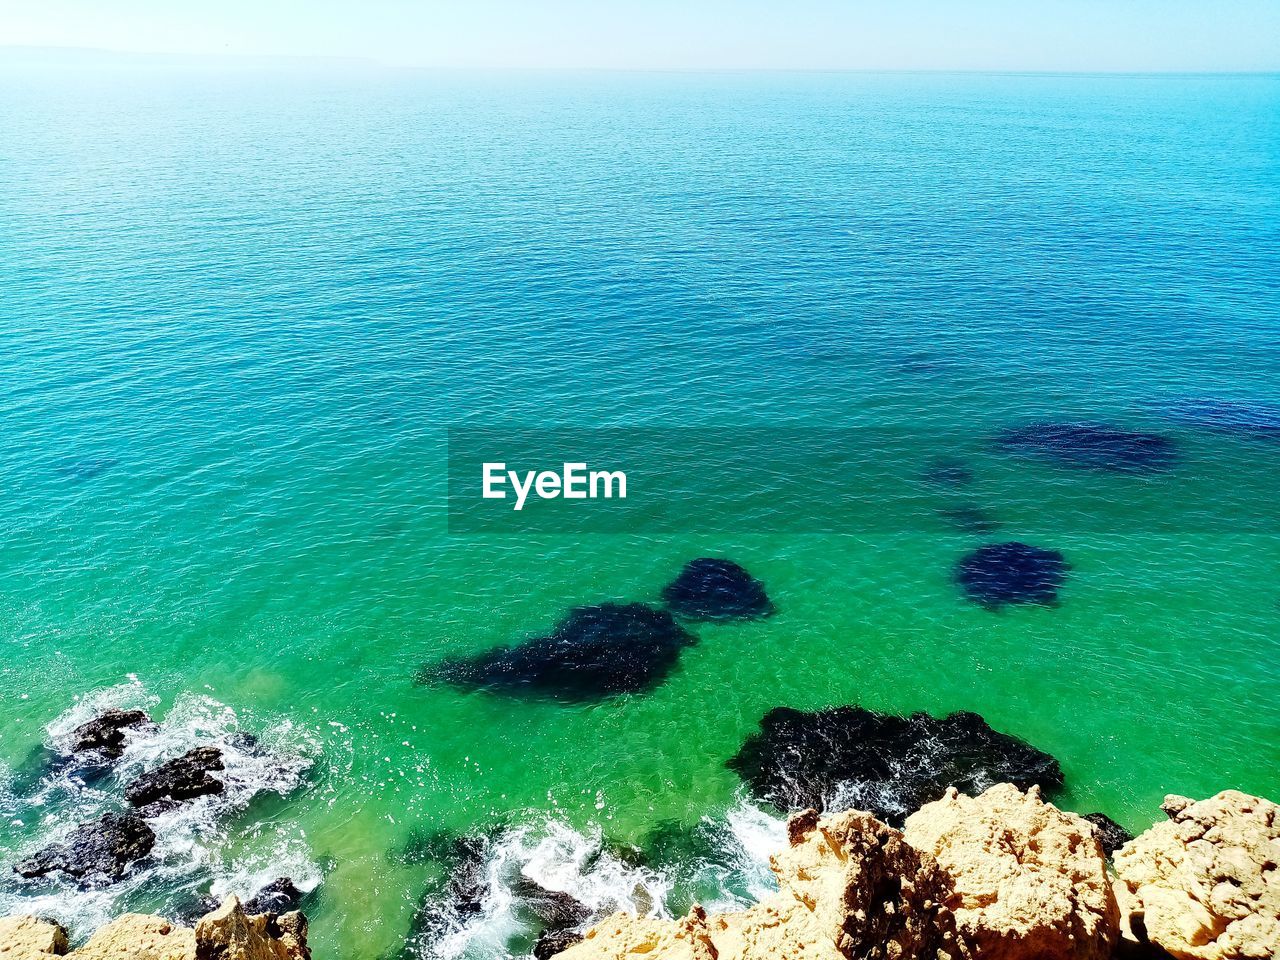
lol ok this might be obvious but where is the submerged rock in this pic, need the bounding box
[67,708,155,760]
[422,603,697,701]
[243,877,306,918]
[955,541,1068,608]
[125,746,225,811]
[402,832,499,952]
[661,558,774,621]
[1113,790,1280,960]
[512,876,593,930]
[727,705,1063,823]
[56,457,118,482]
[995,422,1178,473]
[1082,812,1134,856]
[15,811,156,885]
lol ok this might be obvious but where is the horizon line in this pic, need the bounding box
[2,45,1277,76]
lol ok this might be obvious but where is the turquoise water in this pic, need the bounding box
[1,69,1279,957]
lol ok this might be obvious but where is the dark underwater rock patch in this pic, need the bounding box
[727,706,1063,825]
[55,457,118,482]
[1082,812,1134,856]
[401,832,500,956]
[995,422,1177,473]
[1163,397,1280,440]
[125,746,225,812]
[68,709,155,760]
[422,602,697,701]
[955,541,1068,608]
[662,558,774,622]
[891,351,962,377]
[512,875,592,931]
[15,811,156,885]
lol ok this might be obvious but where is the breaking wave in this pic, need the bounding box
[406,797,786,960]
[0,680,329,941]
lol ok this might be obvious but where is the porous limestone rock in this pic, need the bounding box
[194,897,310,960]
[71,915,194,960]
[556,807,967,960]
[0,916,68,957]
[0,898,308,960]
[770,808,965,960]
[903,783,1118,960]
[1113,790,1280,960]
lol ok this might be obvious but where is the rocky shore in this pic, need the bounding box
[0,896,309,960]
[6,785,1273,960]
[550,786,1279,960]
[4,698,1275,959]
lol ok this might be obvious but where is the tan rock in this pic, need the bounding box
[771,808,966,960]
[903,783,1118,960]
[566,908,719,960]
[557,807,966,960]
[0,898,308,960]
[0,916,69,957]
[194,897,310,960]
[70,915,193,960]
[1113,790,1280,960]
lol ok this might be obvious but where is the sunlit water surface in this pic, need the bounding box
[1,68,1278,957]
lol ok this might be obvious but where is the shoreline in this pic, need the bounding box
[5,783,1275,959]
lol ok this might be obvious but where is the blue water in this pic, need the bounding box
[0,69,1278,957]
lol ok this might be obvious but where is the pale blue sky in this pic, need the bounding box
[4,0,1278,71]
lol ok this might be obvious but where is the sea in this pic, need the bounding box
[0,65,1278,957]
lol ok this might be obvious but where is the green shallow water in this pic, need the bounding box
[0,68,1278,956]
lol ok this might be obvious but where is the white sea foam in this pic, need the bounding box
[415,817,671,960]
[714,799,786,907]
[411,800,789,960]
[0,682,323,942]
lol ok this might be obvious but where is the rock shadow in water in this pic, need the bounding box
[662,558,774,622]
[995,422,1177,473]
[727,706,1063,825]
[419,603,697,702]
[955,541,1068,608]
